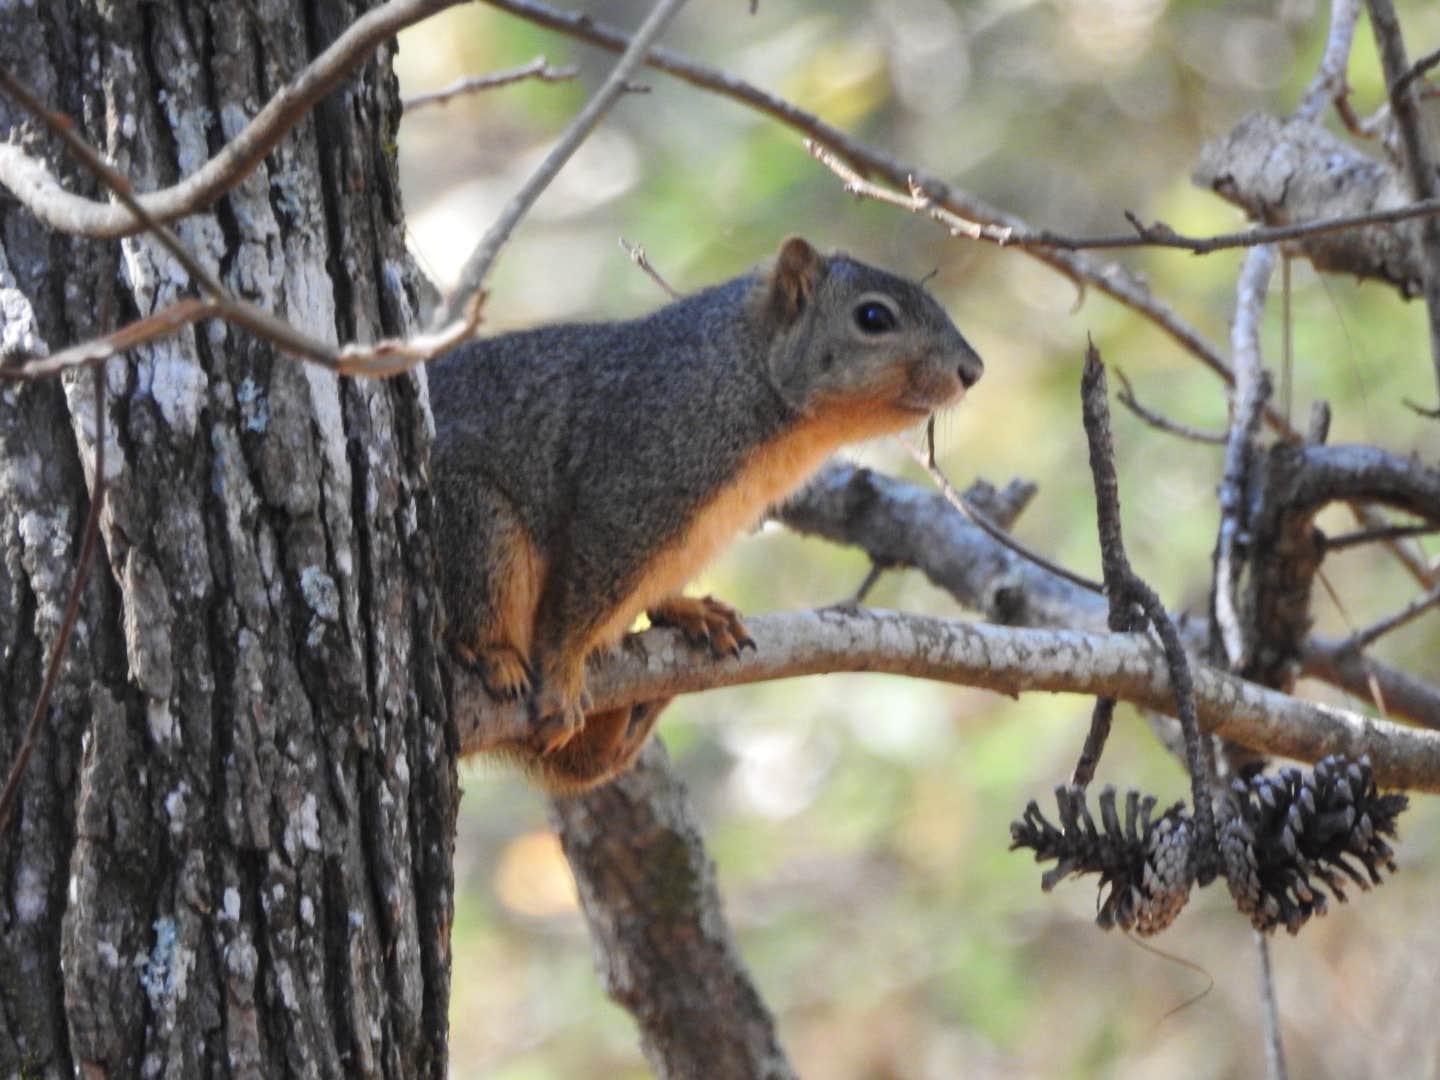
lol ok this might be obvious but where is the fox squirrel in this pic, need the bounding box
[429,237,983,790]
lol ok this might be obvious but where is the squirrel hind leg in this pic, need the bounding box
[439,481,546,700]
[649,594,756,658]
[527,699,673,793]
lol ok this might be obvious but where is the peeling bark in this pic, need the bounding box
[0,3,456,1076]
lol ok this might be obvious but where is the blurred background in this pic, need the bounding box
[394,1,1440,1075]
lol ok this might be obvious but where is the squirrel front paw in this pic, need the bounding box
[649,594,757,658]
[455,641,535,700]
[527,681,591,755]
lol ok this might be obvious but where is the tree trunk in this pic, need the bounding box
[0,3,456,1076]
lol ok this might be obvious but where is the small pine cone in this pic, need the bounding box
[1011,785,1195,936]
[1219,754,1408,935]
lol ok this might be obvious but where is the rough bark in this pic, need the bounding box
[0,3,456,1077]
[1195,112,1427,296]
[552,742,796,1080]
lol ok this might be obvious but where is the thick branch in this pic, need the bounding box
[454,610,1440,793]
[1196,113,1426,296]
[552,743,796,1080]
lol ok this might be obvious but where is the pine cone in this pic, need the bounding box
[1219,754,1408,934]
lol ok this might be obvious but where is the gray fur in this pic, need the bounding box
[428,242,982,699]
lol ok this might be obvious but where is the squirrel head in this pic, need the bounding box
[754,237,983,427]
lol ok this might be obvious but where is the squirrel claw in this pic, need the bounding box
[457,641,534,700]
[528,683,590,754]
[649,594,752,661]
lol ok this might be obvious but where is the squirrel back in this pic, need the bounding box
[429,237,983,789]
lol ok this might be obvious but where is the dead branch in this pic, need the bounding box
[1366,0,1440,397]
[402,56,578,110]
[0,0,466,238]
[1296,0,1363,122]
[1115,368,1227,445]
[1196,113,1426,297]
[809,137,1440,257]
[1214,246,1277,669]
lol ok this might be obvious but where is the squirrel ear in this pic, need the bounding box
[765,236,827,326]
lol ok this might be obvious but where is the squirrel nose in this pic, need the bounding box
[956,346,983,390]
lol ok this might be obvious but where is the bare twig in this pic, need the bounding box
[0,0,466,238]
[1302,635,1440,728]
[619,237,683,299]
[0,65,490,379]
[1255,932,1291,1080]
[1323,521,1439,550]
[479,0,1237,392]
[0,299,219,380]
[402,55,578,110]
[1296,0,1362,122]
[903,430,1104,594]
[809,138,1440,256]
[1393,44,1440,99]
[1213,246,1277,668]
[1079,347,1217,877]
[1348,502,1439,588]
[435,0,692,326]
[0,364,107,835]
[454,608,1440,793]
[1334,583,1440,654]
[1366,0,1440,398]
[1114,369,1227,445]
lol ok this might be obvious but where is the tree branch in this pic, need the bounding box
[477,0,1236,392]
[454,609,1440,793]
[552,742,797,1080]
[1366,0,1440,399]
[0,0,466,238]
[435,0,692,326]
[401,55,577,110]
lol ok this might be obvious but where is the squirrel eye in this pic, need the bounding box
[853,300,898,335]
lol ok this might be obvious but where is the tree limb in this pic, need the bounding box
[454,609,1440,793]
[0,0,466,238]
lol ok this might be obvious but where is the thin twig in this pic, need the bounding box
[0,0,466,238]
[1114,369,1226,445]
[1079,346,1217,878]
[806,138,1440,256]
[902,429,1104,594]
[0,66,342,365]
[1393,44,1440,99]
[1366,0,1440,400]
[1335,583,1440,654]
[1323,521,1439,550]
[0,364,107,835]
[479,0,1238,397]
[435,0,692,326]
[619,237,683,299]
[1255,932,1291,1080]
[402,56,578,110]
[0,66,488,379]
[0,299,219,380]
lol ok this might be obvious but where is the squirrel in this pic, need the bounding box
[428,237,983,791]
